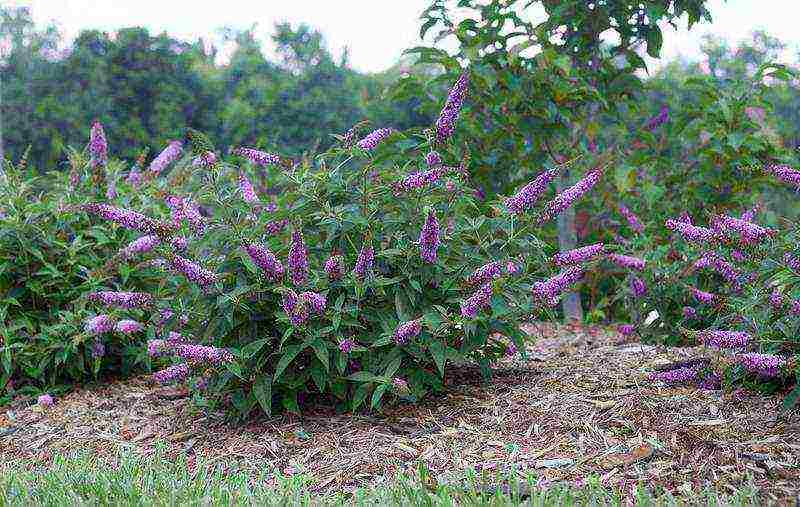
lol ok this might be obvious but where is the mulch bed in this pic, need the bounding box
[2,323,799,502]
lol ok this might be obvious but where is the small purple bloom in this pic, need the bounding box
[119,235,160,258]
[282,290,309,326]
[419,209,440,263]
[114,319,144,334]
[233,147,281,167]
[87,291,152,309]
[532,267,584,306]
[287,229,308,286]
[607,254,645,271]
[149,141,183,175]
[37,394,54,407]
[357,128,394,150]
[339,338,355,354]
[737,352,785,378]
[682,306,697,319]
[644,105,669,131]
[538,169,603,223]
[324,255,344,280]
[425,151,442,168]
[618,204,644,233]
[690,287,717,305]
[352,242,374,280]
[80,203,167,235]
[697,330,750,349]
[85,315,114,335]
[618,324,635,336]
[90,339,106,358]
[394,319,422,345]
[244,243,284,282]
[153,364,189,385]
[711,214,773,245]
[648,366,699,383]
[460,282,493,318]
[765,163,800,191]
[435,72,468,142]
[467,261,503,285]
[553,243,605,266]
[300,291,327,315]
[239,173,259,203]
[630,277,647,298]
[169,255,217,288]
[174,343,233,365]
[89,121,108,169]
[665,219,715,244]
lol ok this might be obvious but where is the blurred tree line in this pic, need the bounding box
[0,6,433,170]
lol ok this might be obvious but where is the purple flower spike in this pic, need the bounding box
[648,366,699,384]
[38,394,54,407]
[665,219,715,244]
[690,287,717,305]
[80,203,167,235]
[357,128,394,151]
[765,164,800,191]
[169,255,217,288]
[618,324,635,336]
[149,141,183,175]
[504,168,559,215]
[425,151,442,168]
[532,267,584,306]
[618,204,644,233]
[553,243,605,266]
[737,353,785,378]
[394,319,422,345]
[682,306,697,319]
[607,253,645,271]
[324,255,344,280]
[87,291,152,309]
[244,243,284,282]
[711,215,773,245]
[282,290,309,327]
[460,282,493,319]
[300,291,327,315]
[119,235,160,258]
[419,209,440,264]
[114,319,143,335]
[630,277,647,298]
[287,229,309,287]
[174,344,233,365]
[233,147,281,167]
[85,315,114,335]
[697,330,750,349]
[467,261,503,285]
[338,338,355,354]
[153,364,189,385]
[435,72,469,142]
[644,105,669,131]
[89,121,108,169]
[538,169,603,223]
[352,242,374,280]
[239,173,259,203]
[90,340,106,358]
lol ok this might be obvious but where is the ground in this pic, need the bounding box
[1,323,798,503]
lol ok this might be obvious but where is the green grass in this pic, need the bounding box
[0,451,761,506]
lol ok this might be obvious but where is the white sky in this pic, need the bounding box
[7,0,800,72]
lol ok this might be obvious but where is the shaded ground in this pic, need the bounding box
[2,323,799,502]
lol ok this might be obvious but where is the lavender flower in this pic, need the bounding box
[37,394,54,407]
[85,315,114,335]
[648,366,699,383]
[394,319,422,345]
[618,324,635,336]
[352,242,374,279]
[682,306,697,319]
[607,253,645,271]
[784,253,800,272]
[89,121,108,169]
[169,255,217,288]
[693,252,740,287]
[192,151,217,167]
[765,163,800,191]
[87,291,152,309]
[711,215,773,245]
[265,219,289,236]
[126,165,143,186]
[119,235,160,258]
[357,128,394,150]
[425,151,442,168]
[149,141,183,175]
[532,267,584,306]
[170,236,188,252]
[153,364,189,385]
[324,255,344,280]
[644,105,669,131]
[697,372,722,390]
[505,342,517,357]
[731,250,746,263]
[467,261,503,285]
[791,300,800,316]
[165,195,205,234]
[115,319,143,335]
[282,290,309,326]
[90,339,106,358]
[435,72,468,142]
[737,352,785,378]
[287,229,308,286]
[105,180,117,200]
[147,340,169,357]
[339,338,355,354]
[394,167,446,193]
[698,330,750,349]
[460,282,493,318]
[419,209,440,263]
[80,203,166,235]
[505,260,519,275]
[233,147,282,167]
[174,344,233,364]
[665,219,715,244]
[630,277,647,298]
[769,288,784,309]
[553,243,605,266]
[244,243,284,282]
[300,291,327,315]
[690,287,717,305]
[239,173,259,203]
[504,168,559,215]
[538,169,603,223]
[618,204,644,233]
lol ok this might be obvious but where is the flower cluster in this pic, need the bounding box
[90,340,106,358]
[682,306,697,319]
[504,168,558,215]
[153,364,189,385]
[338,338,355,354]
[300,291,327,315]
[665,219,715,244]
[282,290,309,326]
[85,315,114,335]
[114,319,143,334]
[165,195,205,234]
[765,163,800,191]
[244,243,284,282]
[324,255,343,280]
[80,203,166,235]
[460,282,493,318]
[467,261,503,285]
[233,147,281,167]
[435,72,468,142]
[711,214,773,245]
[737,353,785,378]
[357,128,394,151]
[169,255,217,288]
[425,151,442,168]
[648,366,700,383]
[538,169,603,223]
[118,235,160,259]
[419,209,440,263]
[618,204,644,233]
[192,151,217,167]
[552,243,604,266]
[239,173,259,203]
[697,330,750,349]
[394,319,422,345]
[532,267,584,306]
[352,243,373,279]
[265,218,289,236]
[174,343,233,364]
[288,230,308,286]
[643,105,669,131]
[149,141,183,175]
[89,121,108,169]
[607,253,645,271]
[87,291,152,309]
[690,287,717,305]
[393,167,446,193]
[630,277,647,298]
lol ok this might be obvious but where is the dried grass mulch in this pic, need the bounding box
[2,323,799,502]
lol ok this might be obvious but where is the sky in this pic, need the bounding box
[7,0,800,72]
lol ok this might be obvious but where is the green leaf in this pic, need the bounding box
[252,375,272,416]
[646,27,663,58]
[273,344,303,381]
[780,383,800,413]
[428,340,446,377]
[310,339,329,371]
[311,362,327,392]
[347,371,379,383]
[371,383,390,410]
[241,338,269,359]
[352,384,370,412]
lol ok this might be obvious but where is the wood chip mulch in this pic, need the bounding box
[2,323,799,502]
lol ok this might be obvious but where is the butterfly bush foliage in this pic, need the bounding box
[74,75,617,418]
[619,170,800,407]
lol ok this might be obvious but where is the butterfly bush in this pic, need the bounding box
[72,72,610,417]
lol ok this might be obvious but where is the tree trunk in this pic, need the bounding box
[556,169,583,322]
